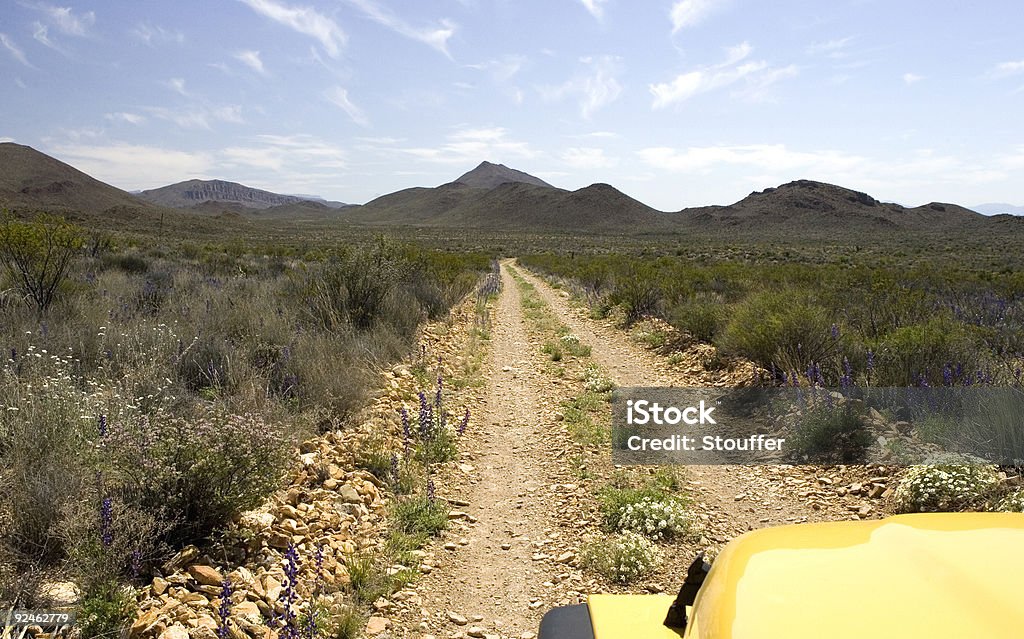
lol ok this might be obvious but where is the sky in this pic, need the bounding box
[1,0,1023,211]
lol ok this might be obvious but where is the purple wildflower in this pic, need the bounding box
[418,391,430,439]
[427,479,436,503]
[130,549,142,577]
[390,453,400,484]
[98,414,108,438]
[830,324,840,340]
[942,363,954,386]
[100,497,113,547]
[458,408,470,436]
[280,544,301,639]
[218,579,232,639]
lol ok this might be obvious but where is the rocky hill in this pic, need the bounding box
[453,161,555,190]
[138,179,347,210]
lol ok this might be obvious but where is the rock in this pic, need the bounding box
[447,611,468,626]
[152,577,169,596]
[338,484,361,503]
[38,581,80,607]
[365,617,390,635]
[130,610,161,638]
[232,601,262,622]
[188,565,225,587]
[159,625,190,639]
[467,627,486,638]
[163,546,200,573]
[556,552,575,564]
[521,633,537,639]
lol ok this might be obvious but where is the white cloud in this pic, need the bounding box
[540,55,623,119]
[579,0,609,20]
[34,4,95,36]
[806,36,854,58]
[400,127,535,164]
[31,22,61,51]
[165,77,189,96]
[639,144,865,174]
[0,33,31,67]
[467,54,526,82]
[145,104,244,130]
[650,43,796,108]
[325,86,370,126]
[234,50,266,74]
[45,142,215,189]
[562,147,618,169]
[130,22,185,46]
[670,0,727,33]
[104,112,147,125]
[222,135,349,172]
[902,72,923,85]
[987,60,1024,79]
[346,0,456,57]
[238,0,347,58]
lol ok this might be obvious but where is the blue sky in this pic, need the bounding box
[1,0,1022,210]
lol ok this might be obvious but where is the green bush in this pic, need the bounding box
[0,214,83,313]
[105,410,292,544]
[669,292,726,343]
[789,403,871,463]
[77,581,137,639]
[874,316,986,386]
[389,494,449,537]
[718,288,836,373]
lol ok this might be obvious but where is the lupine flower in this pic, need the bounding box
[280,544,301,639]
[830,324,840,340]
[427,479,436,503]
[100,497,113,547]
[390,453,400,484]
[458,408,470,436]
[130,549,142,577]
[98,414,108,438]
[418,391,430,438]
[217,578,232,639]
[435,375,443,410]
[840,358,853,389]
[942,363,954,386]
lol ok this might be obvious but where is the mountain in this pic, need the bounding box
[453,161,554,189]
[137,179,348,210]
[0,142,152,214]
[676,180,986,232]
[973,203,1024,216]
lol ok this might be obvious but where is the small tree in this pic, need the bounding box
[0,213,84,313]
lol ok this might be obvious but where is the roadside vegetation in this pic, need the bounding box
[0,213,491,611]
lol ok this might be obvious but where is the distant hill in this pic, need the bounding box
[973,203,1024,216]
[453,161,554,189]
[138,179,349,210]
[0,142,152,214]
[676,180,986,232]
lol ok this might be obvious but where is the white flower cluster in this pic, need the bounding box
[582,365,615,393]
[616,496,691,540]
[995,489,1024,513]
[893,463,1000,513]
[560,334,581,346]
[582,532,661,584]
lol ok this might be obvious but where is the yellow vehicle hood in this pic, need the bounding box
[686,512,1024,639]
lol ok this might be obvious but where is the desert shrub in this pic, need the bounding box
[77,581,137,639]
[562,394,607,446]
[874,316,987,386]
[789,403,871,463]
[615,496,691,540]
[892,462,1000,513]
[389,495,448,537]
[0,214,84,313]
[542,340,563,361]
[609,268,661,325]
[669,292,726,343]
[102,253,149,274]
[995,489,1024,512]
[132,270,174,316]
[581,532,661,584]
[176,334,233,393]
[718,288,836,373]
[104,409,293,544]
